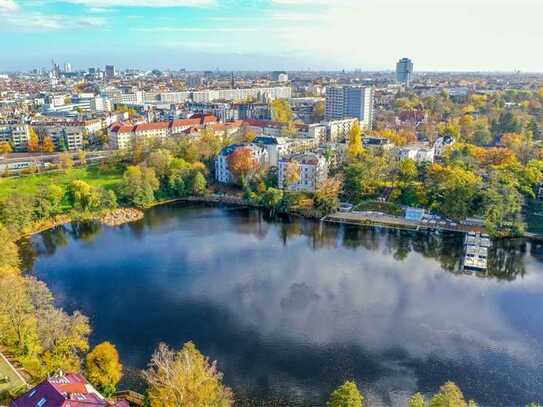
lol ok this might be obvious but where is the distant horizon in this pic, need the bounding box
[1,0,543,73]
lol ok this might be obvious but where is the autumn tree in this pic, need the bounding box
[228,146,259,183]
[86,341,123,397]
[315,176,343,214]
[327,381,364,407]
[191,172,207,196]
[0,142,12,154]
[78,149,87,166]
[347,121,364,161]
[284,160,301,188]
[0,224,20,275]
[68,180,101,211]
[271,99,294,124]
[27,127,40,152]
[42,136,55,153]
[408,393,426,407]
[58,152,74,171]
[143,341,233,407]
[429,382,477,407]
[241,127,257,144]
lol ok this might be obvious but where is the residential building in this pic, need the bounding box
[278,152,328,192]
[105,65,116,80]
[398,145,434,163]
[325,85,373,129]
[324,118,358,142]
[433,135,455,158]
[215,144,269,184]
[396,58,414,86]
[363,136,394,150]
[271,71,289,82]
[0,124,30,151]
[254,135,290,167]
[11,372,129,407]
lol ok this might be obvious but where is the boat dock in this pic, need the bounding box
[463,232,491,271]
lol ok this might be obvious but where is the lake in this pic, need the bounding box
[22,203,543,406]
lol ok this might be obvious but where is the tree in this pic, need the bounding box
[147,149,174,180]
[0,274,39,355]
[284,160,301,188]
[78,149,87,166]
[429,382,477,407]
[260,188,283,210]
[42,136,55,153]
[409,393,426,407]
[327,381,364,407]
[34,184,64,219]
[36,308,91,376]
[120,166,159,207]
[0,193,35,234]
[228,147,259,183]
[271,99,294,124]
[347,121,364,161]
[399,159,418,181]
[143,341,233,407]
[86,342,123,397]
[241,128,257,144]
[0,142,12,154]
[315,177,343,214]
[0,224,20,276]
[58,152,74,171]
[68,180,101,211]
[27,127,40,152]
[191,172,207,196]
[312,100,325,122]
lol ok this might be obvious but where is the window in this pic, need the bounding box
[36,397,47,407]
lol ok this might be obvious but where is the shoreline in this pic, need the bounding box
[18,195,543,241]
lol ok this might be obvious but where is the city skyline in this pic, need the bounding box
[1,0,543,72]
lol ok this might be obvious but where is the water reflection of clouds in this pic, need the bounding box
[178,227,543,366]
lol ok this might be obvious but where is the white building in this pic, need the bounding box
[325,86,373,129]
[278,152,328,193]
[433,135,455,158]
[215,144,269,184]
[324,118,358,142]
[398,145,434,163]
[253,136,290,167]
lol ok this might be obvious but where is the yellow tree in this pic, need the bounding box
[0,224,20,276]
[143,341,233,407]
[285,160,301,188]
[0,142,12,154]
[86,341,123,397]
[271,99,294,124]
[42,136,55,153]
[347,121,364,161]
[27,127,40,152]
[58,152,74,171]
[429,382,477,407]
[327,381,364,407]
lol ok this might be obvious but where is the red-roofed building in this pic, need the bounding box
[11,372,129,407]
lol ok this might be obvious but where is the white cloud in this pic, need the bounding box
[3,12,105,31]
[55,0,215,7]
[0,0,18,12]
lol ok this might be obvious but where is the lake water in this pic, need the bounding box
[22,204,543,406]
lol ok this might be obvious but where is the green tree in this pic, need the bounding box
[191,172,207,196]
[120,166,159,207]
[260,188,283,210]
[143,341,233,407]
[68,180,101,211]
[86,341,123,397]
[327,381,364,407]
[0,193,35,234]
[146,149,174,180]
[34,184,64,219]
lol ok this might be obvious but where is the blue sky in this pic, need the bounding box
[1,0,543,72]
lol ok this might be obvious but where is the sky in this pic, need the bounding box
[1,0,543,72]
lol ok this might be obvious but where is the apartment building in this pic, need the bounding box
[278,152,328,193]
[325,85,374,129]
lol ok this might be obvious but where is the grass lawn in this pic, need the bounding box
[0,166,123,201]
[0,352,26,397]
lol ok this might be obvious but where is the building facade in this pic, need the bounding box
[396,58,414,86]
[325,86,373,129]
[278,152,328,193]
[215,144,269,184]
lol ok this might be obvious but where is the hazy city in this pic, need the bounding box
[1,1,543,406]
